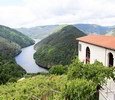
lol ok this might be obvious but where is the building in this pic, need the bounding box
[77,34,115,67]
[77,35,115,100]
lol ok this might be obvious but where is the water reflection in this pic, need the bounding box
[15,39,47,73]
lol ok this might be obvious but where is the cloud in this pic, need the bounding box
[0,0,115,27]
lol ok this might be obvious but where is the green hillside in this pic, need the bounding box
[0,25,34,48]
[0,25,35,84]
[0,55,26,84]
[34,25,86,68]
[0,36,21,57]
[0,37,26,84]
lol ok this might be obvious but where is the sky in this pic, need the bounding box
[0,0,115,28]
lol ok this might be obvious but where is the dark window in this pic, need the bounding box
[108,52,114,67]
[86,47,90,64]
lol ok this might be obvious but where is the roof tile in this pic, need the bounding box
[77,35,115,50]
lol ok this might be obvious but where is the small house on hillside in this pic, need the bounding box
[77,35,115,67]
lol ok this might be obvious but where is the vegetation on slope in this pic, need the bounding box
[0,25,35,84]
[0,58,114,100]
[0,36,21,57]
[0,25,34,48]
[0,36,26,84]
[0,55,26,84]
[34,25,86,68]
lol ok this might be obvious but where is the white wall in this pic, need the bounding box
[78,41,115,67]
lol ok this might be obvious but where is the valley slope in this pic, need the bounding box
[0,25,34,48]
[34,25,86,68]
[0,25,36,84]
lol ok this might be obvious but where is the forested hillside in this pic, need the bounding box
[0,55,26,84]
[0,25,33,84]
[34,25,86,68]
[0,36,21,57]
[0,44,26,84]
[0,25,34,48]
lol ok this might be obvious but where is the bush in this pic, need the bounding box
[67,57,84,80]
[67,58,115,84]
[49,65,67,75]
[62,79,96,100]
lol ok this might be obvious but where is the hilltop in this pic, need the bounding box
[34,25,86,68]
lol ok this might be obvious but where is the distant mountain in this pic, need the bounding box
[105,28,115,36]
[16,25,60,39]
[16,24,114,39]
[34,25,86,69]
[74,24,112,34]
[0,25,34,48]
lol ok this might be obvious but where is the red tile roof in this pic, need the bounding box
[77,35,115,50]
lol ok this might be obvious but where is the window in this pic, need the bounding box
[108,52,114,67]
[86,47,90,64]
[78,44,82,51]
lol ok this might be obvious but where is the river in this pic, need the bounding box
[15,39,48,73]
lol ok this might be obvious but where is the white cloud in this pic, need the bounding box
[0,0,115,27]
[0,5,37,27]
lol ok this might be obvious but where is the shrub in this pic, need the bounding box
[49,65,67,75]
[62,79,96,100]
[67,58,115,85]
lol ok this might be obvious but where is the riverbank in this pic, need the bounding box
[34,60,50,70]
[15,39,48,73]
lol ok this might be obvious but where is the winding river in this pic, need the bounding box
[15,39,47,73]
